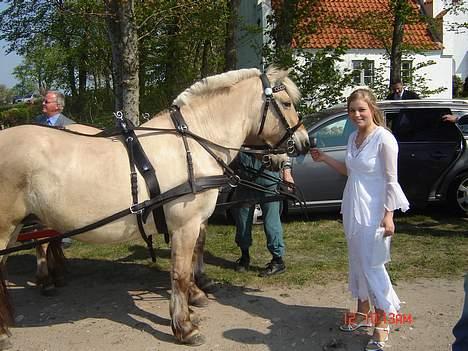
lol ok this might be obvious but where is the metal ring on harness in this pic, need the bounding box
[114,111,124,120]
[228,174,241,187]
[262,154,272,169]
[287,138,295,154]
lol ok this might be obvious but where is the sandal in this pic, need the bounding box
[339,311,372,332]
[365,326,390,351]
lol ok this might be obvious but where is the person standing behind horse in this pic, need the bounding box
[35,91,75,127]
[311,88,409,351]
[35,90,75,249]
[386,80,420,100]
[233,152,293,277]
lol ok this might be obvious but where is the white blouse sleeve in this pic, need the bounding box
[380,132,410,212]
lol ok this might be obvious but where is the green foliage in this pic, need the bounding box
[453,75,464,98]
[0,103,41,127]
[0,0,230,121]
[291,46,354,114]
[0,84,14,105]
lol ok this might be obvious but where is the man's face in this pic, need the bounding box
[42,92,60,117]
[392,83,403,95]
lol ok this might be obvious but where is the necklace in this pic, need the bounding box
[355,126,378,149]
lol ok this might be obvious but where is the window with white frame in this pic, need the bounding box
[401,60,413,84]
[352,60,374,86]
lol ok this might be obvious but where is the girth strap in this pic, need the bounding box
[117,116,168,261]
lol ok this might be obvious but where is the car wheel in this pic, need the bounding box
[450,173,468,215]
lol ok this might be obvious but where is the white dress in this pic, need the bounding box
[341,126,409,314]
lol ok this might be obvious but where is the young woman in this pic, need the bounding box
[311,88,409,351]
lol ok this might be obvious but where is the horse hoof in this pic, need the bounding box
[183,332,206,346]
[189,293,209,308]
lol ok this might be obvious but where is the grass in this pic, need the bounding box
[12,207,468,288]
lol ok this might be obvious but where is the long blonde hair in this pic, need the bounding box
[347,88,385,127]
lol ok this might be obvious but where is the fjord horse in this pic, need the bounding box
[0,67,309,346]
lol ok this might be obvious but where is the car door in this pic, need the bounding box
[386,108,462,204]
[292,114,355,209]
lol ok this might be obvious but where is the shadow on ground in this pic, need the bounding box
[6,253,371,350]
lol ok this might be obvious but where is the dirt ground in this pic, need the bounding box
[5,254,465,351]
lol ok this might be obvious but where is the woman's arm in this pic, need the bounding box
[380,133,409,236]
[310,148,347,176]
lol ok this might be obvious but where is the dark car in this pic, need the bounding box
[286,99,468,216]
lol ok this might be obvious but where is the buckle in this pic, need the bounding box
[130,204,143,214]
[264,87,273,96]
[177,124,188,133]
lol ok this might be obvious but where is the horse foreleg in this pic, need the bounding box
[170,224,206,346]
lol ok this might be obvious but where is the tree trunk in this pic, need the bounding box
[390,0,405,85]
[106,0,140,125]
[224,0,240,71]
[271,0,299,67]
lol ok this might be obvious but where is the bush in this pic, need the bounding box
[0,103,41,128]
[453,75,463,98]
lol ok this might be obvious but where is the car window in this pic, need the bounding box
[311,114,356,148]
[453,111,468,135]
[386,108,458,142]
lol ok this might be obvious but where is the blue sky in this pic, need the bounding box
[0,40,21,88]
[0,3,22,88]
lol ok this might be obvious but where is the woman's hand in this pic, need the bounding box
[310,148,326,162]
[381,211,395,237]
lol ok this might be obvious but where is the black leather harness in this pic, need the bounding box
[0,73,305,258]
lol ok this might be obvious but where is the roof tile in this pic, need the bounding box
[272,0,442,50]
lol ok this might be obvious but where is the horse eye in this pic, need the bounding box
[283,102,292,108]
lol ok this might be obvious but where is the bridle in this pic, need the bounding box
[258,73,303,155]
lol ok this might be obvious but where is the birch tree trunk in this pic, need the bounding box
[106,0,140,125]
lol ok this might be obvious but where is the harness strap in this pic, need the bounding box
[2,174,231,257]
[170,106,196,194]
[117,116,165,260]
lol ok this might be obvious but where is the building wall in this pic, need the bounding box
[335,49,451,98]
[443,6,468,82]
[296,48,452,99]
[421,0,468,94]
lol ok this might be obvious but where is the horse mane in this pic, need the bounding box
[173,66,300,106]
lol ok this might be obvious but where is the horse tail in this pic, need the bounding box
[0,263,13,336]
[47,240,67,285]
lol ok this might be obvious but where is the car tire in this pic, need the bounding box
[449,172,468,216]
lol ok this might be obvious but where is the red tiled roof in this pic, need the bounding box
[272,0,442,50]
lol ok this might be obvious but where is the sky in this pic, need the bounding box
[0,3,22,88]
[0,40,21,88]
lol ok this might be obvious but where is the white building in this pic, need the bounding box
[237,0,468,98]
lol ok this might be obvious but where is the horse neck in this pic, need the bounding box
[176,79,262,151]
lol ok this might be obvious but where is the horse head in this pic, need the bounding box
[246,66,310,156]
